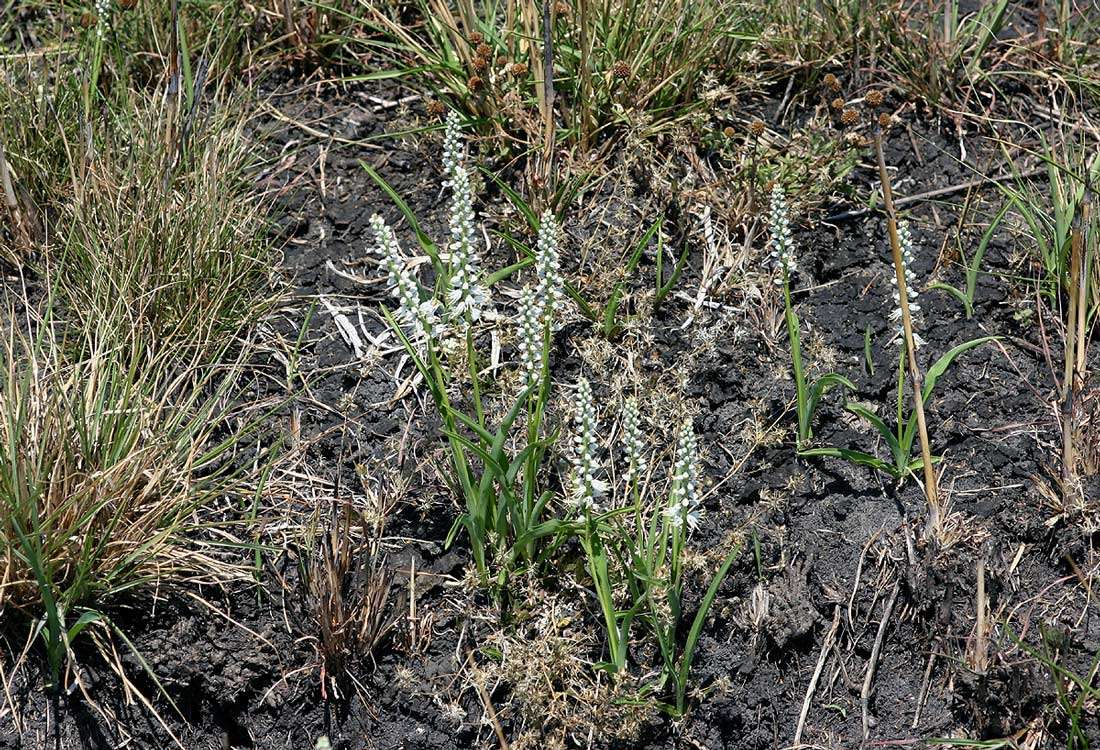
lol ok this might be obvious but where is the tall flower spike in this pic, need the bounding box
[94,0,111,39]
[621,398,647,485]
[371,214,440,344]
[890,220,924,349]
[516,286,544,388]
[569,378,606,512]
[664,418,700,531]
[442,110,464,180]
[445,164,488,323]
[768,184,795,285]
[535,209,564,326]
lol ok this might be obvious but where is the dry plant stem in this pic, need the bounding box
[539,0,556,196]
[0,139,30,247]
[466,649,510,749]
[861,579,900,741]
[577,0,594,150]
[794,605,840,745]
[164,0,181,176]
[972,551,988,674]
[874,128,941,530]
[1062,188,1092,487]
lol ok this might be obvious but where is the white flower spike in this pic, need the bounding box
[890,220,925,349]
[768,184,795,285]
[516,286,544,388]
[446,164,488,324]
[442,110,464,180]
[569,377,606,512]
[371,214,440,344]
[664,418,701,531]
[535,209,564,326]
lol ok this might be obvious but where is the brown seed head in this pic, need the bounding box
[840,108,859,127]
[495,55,508,67]
[469,31,484,45]
[877,112,893,129]
[510,62,528,77]
[823,73,840,92]
[722,126,736,139]
[118,0,136,9]
[866,89,884,107]
[830,97,844,111]
[427,99,445,117]
[750,119,765,136]
[471,55,488,72]
[467,75,484,92]
[80,10,96,27]
[611,60,631,79]
[476,42,492,59]
[554,1,571,15]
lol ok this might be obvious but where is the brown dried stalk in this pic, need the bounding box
[0,138,32,249]
[1062,183,1093,491]
[873,126,941,533]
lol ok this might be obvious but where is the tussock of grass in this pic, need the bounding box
[0,320,265,687]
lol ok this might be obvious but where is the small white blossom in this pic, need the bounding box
[371,214,440,344]
[663,418,700,531]
[442,110,464,180]
[516,286,544,388]
[768,184,795,285]
[569,377,606,512]
[445,164,488,323]
[621,398,647,484]
[535,209,564,326]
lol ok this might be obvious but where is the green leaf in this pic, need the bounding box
[799,447,894,474]
[922,336,998,402]
[480,166,538,230]
[676,542,741,714]
[844,402,902,466]
[929,281,972,318]
[602,218,662,337]
[806,372,857,431]
[360,161,439,262]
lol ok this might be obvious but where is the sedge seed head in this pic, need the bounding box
[750,119,766,136]
[866,89,884,107]
[611,60,631,79]
[823,73,841,92]
[840,108,859,126]
[877,112,893,129]
[830,97,844,111]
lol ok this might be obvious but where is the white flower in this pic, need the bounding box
[442,110,464,180]
[621,397,647,484]
[768,184,795,285]
[445,164,488,323]
[516,286,544,388]
[370,214,440,344]
[535,209,564,326]
[569,377,606,512]
[663,418,700,531]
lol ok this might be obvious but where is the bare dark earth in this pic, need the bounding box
[3,70,1098,750]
